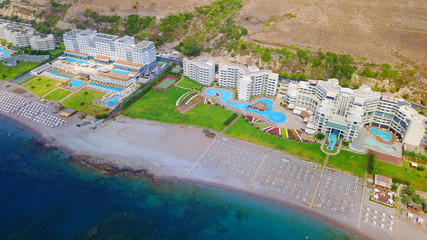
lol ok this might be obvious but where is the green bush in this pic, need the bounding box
[175,37,203,57]
[391,184,398,191]
[417,165,426,171]
[95,114,108,119]
[223,113,238,126]
[367,153,375,174]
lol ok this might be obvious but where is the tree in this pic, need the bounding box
[175,37,202,57]
[391,184,398,191]
[297,73,306,81]
[290,73,298,80]
[315,132,325,141]
[261,49,272,62]
[342,141,349,148]
[404,185,416,196]
[401,196,411,205]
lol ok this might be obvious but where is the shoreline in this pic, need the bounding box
[0,111,374,239]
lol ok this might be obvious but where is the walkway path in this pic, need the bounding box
[357,154,370,229]
[310,154,329,208]
[58,91,76,103]
[185,114,241,176]
[41,87,58,98]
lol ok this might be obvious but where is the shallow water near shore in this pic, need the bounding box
[0,115,361,239]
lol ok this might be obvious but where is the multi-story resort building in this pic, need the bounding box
[0,19,56,50]
[63,29,156,74]
[285,79,426,146]
[218,64,278,101]
[183,58,215,86]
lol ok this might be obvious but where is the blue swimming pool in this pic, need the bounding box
[206,89,232,102]
[206,88,287,123]
[369,128,392,142]
[64,57,89,65]
[0,47,10,57]
[89,83,123,92]
[112,69,129,75]
[106,96,120,107]
[68,80,85,87]
[364,137,394,152]
[327,130,339,151]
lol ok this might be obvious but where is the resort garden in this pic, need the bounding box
[0,43,65,81]
[123,85,237,132]
[22,76,60,97]
[61,89,110,116]
[44,88,72,102]
[224,117,327,164]
[327,150,368,178]
[176,76,205,91]
[369,159,427,192]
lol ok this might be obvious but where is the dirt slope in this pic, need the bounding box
[237,0,427,64]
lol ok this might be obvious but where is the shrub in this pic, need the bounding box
[417,165,425,171]
[367,153,375,174]
[391,184,398,191]
[95,114,108,119]
[401,196,411,205]
[223,113,238,126]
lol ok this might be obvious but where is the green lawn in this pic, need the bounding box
[176,76,204,91]
[372,161,427,192]
[22,76,60,97]
[44,88,72,101]
[61,89,106,114]
[224,118,326,164]
[327,150,367,177]
[0,61,42,81]
[123,87,236,132]
[322,144,339,154]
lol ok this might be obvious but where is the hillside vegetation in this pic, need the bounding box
[1,0,426,106]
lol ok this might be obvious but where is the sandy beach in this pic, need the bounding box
[0,82,426,240]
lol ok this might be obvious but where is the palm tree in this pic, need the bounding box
[315,132,325,141]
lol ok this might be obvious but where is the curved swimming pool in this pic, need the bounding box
[205,89,232,102]
[0,47,11,57]
[369,128,391,142]
[364,137,394,152]
[205,88,287,123]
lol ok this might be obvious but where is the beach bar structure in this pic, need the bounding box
[60,109,76,119]
[374,175,392,190]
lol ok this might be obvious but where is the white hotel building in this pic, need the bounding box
[285,79,426,146]
[183,58,216,86]
[63,29,156,74]
[0,19,55,50]
[219,64,278,101]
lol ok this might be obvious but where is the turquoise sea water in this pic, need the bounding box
[0,115,361,239]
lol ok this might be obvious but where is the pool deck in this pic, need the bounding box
[368,126,398,145]
[351,128,402,158]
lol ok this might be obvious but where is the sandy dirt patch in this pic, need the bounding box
[237,0,427,64]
